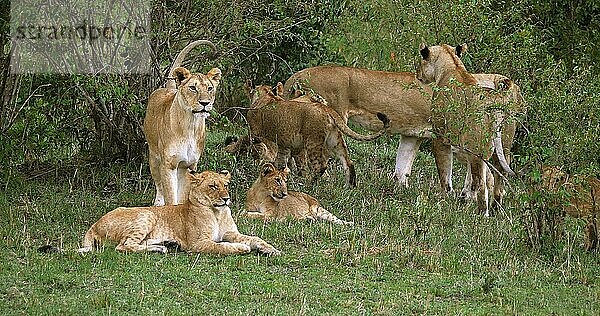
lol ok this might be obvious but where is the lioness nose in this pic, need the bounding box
[223,197,231,205]
[199,101,210,107]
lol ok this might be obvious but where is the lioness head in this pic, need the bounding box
[188,170,231,209]
[259,163,289,201]
[416,43,468,84]
[173,66,222,118]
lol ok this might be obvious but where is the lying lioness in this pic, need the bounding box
[245,163,353,225]
[78,170,281,256]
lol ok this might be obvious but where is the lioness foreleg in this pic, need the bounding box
[189,239,252,256]
[149,155,165,206]
[159,164,179,205]
[222,231,281,256]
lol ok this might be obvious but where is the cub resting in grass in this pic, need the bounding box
[78,170,280,256]
[245,163,353,225]
[541,166,600,251]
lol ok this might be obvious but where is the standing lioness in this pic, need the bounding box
[144,40,221,206]
[416,43,514,215]
[78,170,280,256]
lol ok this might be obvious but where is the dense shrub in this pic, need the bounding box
[0,0,598,175]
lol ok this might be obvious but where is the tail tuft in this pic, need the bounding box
[38,244,62,253]
[376,112,391,129]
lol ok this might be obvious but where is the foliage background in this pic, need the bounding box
[0,0,599,314]
[1,0,598,174]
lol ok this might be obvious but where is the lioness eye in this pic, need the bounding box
[189,85,197,92]
[209,183,218,190]
[207,86,213,92]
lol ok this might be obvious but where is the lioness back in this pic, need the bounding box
[283,65,432,136]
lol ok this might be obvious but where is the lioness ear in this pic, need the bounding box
[219,170,231,180]
[281,166,290,177]
[207,68,222,85]
[455,43,468,57]
[173,67,191,86]
[276,82,284,96]
[419,43,430,60]
[262,163,276,176]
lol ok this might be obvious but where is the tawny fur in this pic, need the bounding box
[541,166,600,251]
[282,65,433,187]
[416,43,515,215]
[241,81,389,187]
[245,163,353,225]
[78,170,280,256]
[144,61,222,206]
[458,73,524,214]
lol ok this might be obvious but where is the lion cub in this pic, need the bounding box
[78,170,280,256]
[245,163,353,225]
[541,166,600,251]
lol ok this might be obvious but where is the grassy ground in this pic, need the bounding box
[1,121,598,315]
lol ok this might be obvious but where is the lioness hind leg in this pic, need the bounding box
[394,136,423,187]
[114,217,164,253]
[470,159,490,216]
[305,144,328,184]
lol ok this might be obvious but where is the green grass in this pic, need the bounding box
[1,124,599,315]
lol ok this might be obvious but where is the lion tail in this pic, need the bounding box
[326,107,390,141]
[37,227,98,254]
[77,227,98,253]
[166,40,218,89]
[312,205,354,225]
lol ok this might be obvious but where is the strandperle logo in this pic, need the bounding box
[10,0,151,74]
[13,21,147,41]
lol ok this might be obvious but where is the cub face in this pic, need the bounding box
[188,170,231,208]
[173,66,222,118]
[244,80,278,104]
[260,163,289,201]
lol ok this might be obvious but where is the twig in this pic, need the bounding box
[2,83,51,135]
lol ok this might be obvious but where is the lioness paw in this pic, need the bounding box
[234,244,252,254]
[258,245,282,256]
